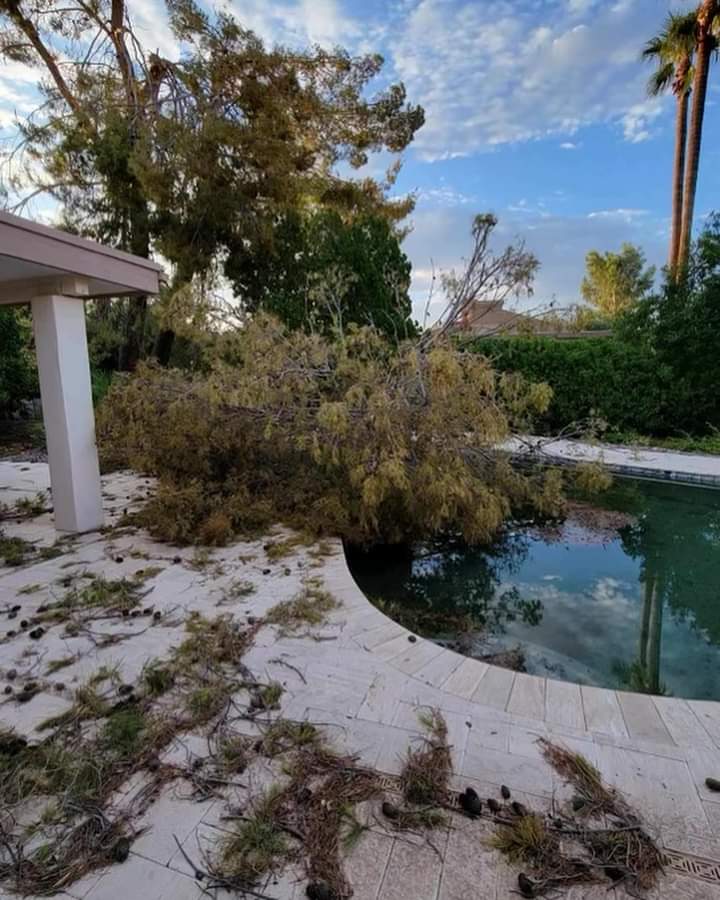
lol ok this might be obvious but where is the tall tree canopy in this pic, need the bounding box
[0,0,424,364]
[228,209,416,340]
[580,244,655,318]
[620,213,720,433]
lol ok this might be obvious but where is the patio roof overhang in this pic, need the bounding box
[0,210,163,535]
[0,209,162,302]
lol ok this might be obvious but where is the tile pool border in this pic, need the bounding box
[507,436,720,488]
[326,541,720,748]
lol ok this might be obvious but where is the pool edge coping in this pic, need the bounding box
[325,543,720,750]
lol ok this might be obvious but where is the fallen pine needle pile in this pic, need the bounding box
[487,739,664,898]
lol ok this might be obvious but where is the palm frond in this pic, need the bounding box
[647,61,674,95]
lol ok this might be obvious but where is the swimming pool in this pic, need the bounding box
[347,478,720,700]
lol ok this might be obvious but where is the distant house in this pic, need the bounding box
[453,299,611,339]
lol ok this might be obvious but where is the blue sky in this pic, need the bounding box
[2,0,719,322]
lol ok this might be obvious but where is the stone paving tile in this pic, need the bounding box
[342,828,394,900]
[507,672,546,720]
[355,621,407,651]
[685,747,720,804]
[81,854,202,900]
[545,677,585,731]
[392,701,472,771]
[0,691,72,737]
[450,772,553,816]
[375,722,422,776]
[391,639,445,676]
[437,816,500,900]
[644,872,720,900]
[463,715,509,754]
[617,690,674,745]
[60,868,106,900]
[376,830,449,900]
[167,821,226,877]
[702,800,720,838]
[440,657,488,700]
[371,634,415,664]
[661,828,720,860]
[301,707,408,771]
[581,685,629,739]
[357,672,411,725]
[461,741,554,796]
[594,742,710,838]
[131,790,218,867]
[471,665,515,711]
[688,701,720,749]
[411,648,463,689]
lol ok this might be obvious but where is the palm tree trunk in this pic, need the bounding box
[646,575,663,694]
[678,0,718,273]
[639,572,653,669]
[669,87,689,275]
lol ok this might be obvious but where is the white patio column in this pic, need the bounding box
[30,294,104,533]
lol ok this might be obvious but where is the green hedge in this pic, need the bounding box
[0,309,36,415]
[464,336,674,436]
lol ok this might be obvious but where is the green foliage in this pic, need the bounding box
[4,0,424,365]
[0,531,34,567]
[229,210,416,341]
[0,308,36,414]
[581,244,655,318]
[490,814,552,863]
[102,708,147,757]
[618,213,720,434]
[219,791,289,883]
[97,315,566,547]
[465,335,673,435]
[642,11,696,97]
[400,709,451,806]
[61,576,143,614]
[266,584,338,632]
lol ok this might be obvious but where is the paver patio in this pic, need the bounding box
[2,460,720,900]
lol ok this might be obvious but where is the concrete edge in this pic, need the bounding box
[322,542,720,751]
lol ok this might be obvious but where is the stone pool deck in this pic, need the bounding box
[508,436,720,487]
[2,461,720,900]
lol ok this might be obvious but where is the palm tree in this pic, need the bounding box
[678,0,719,273]
[643,12,696,276]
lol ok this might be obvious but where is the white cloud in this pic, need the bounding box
[587,208,649,223]
[129,0,181,58]
[560,141,580,150]
[222,0,361,48]
[390,0,671,160]
[621,98,664,143]
[419,186,475,206]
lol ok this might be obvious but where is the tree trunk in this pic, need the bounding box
[669,85,689,277]
[646,575,663,694]
[639,572,653,669]
[154,328,176,366]
[118,200,150,371]
[678,1,718,273]
[4,2,81,117]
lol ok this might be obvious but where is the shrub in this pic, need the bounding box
[97,315,589,547]
[0,308,36,414]
[618,214,720,435]
[463,336,673,436]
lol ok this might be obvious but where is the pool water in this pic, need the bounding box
[347,478,720,700]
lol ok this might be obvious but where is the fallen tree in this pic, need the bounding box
[97,311,609,547]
